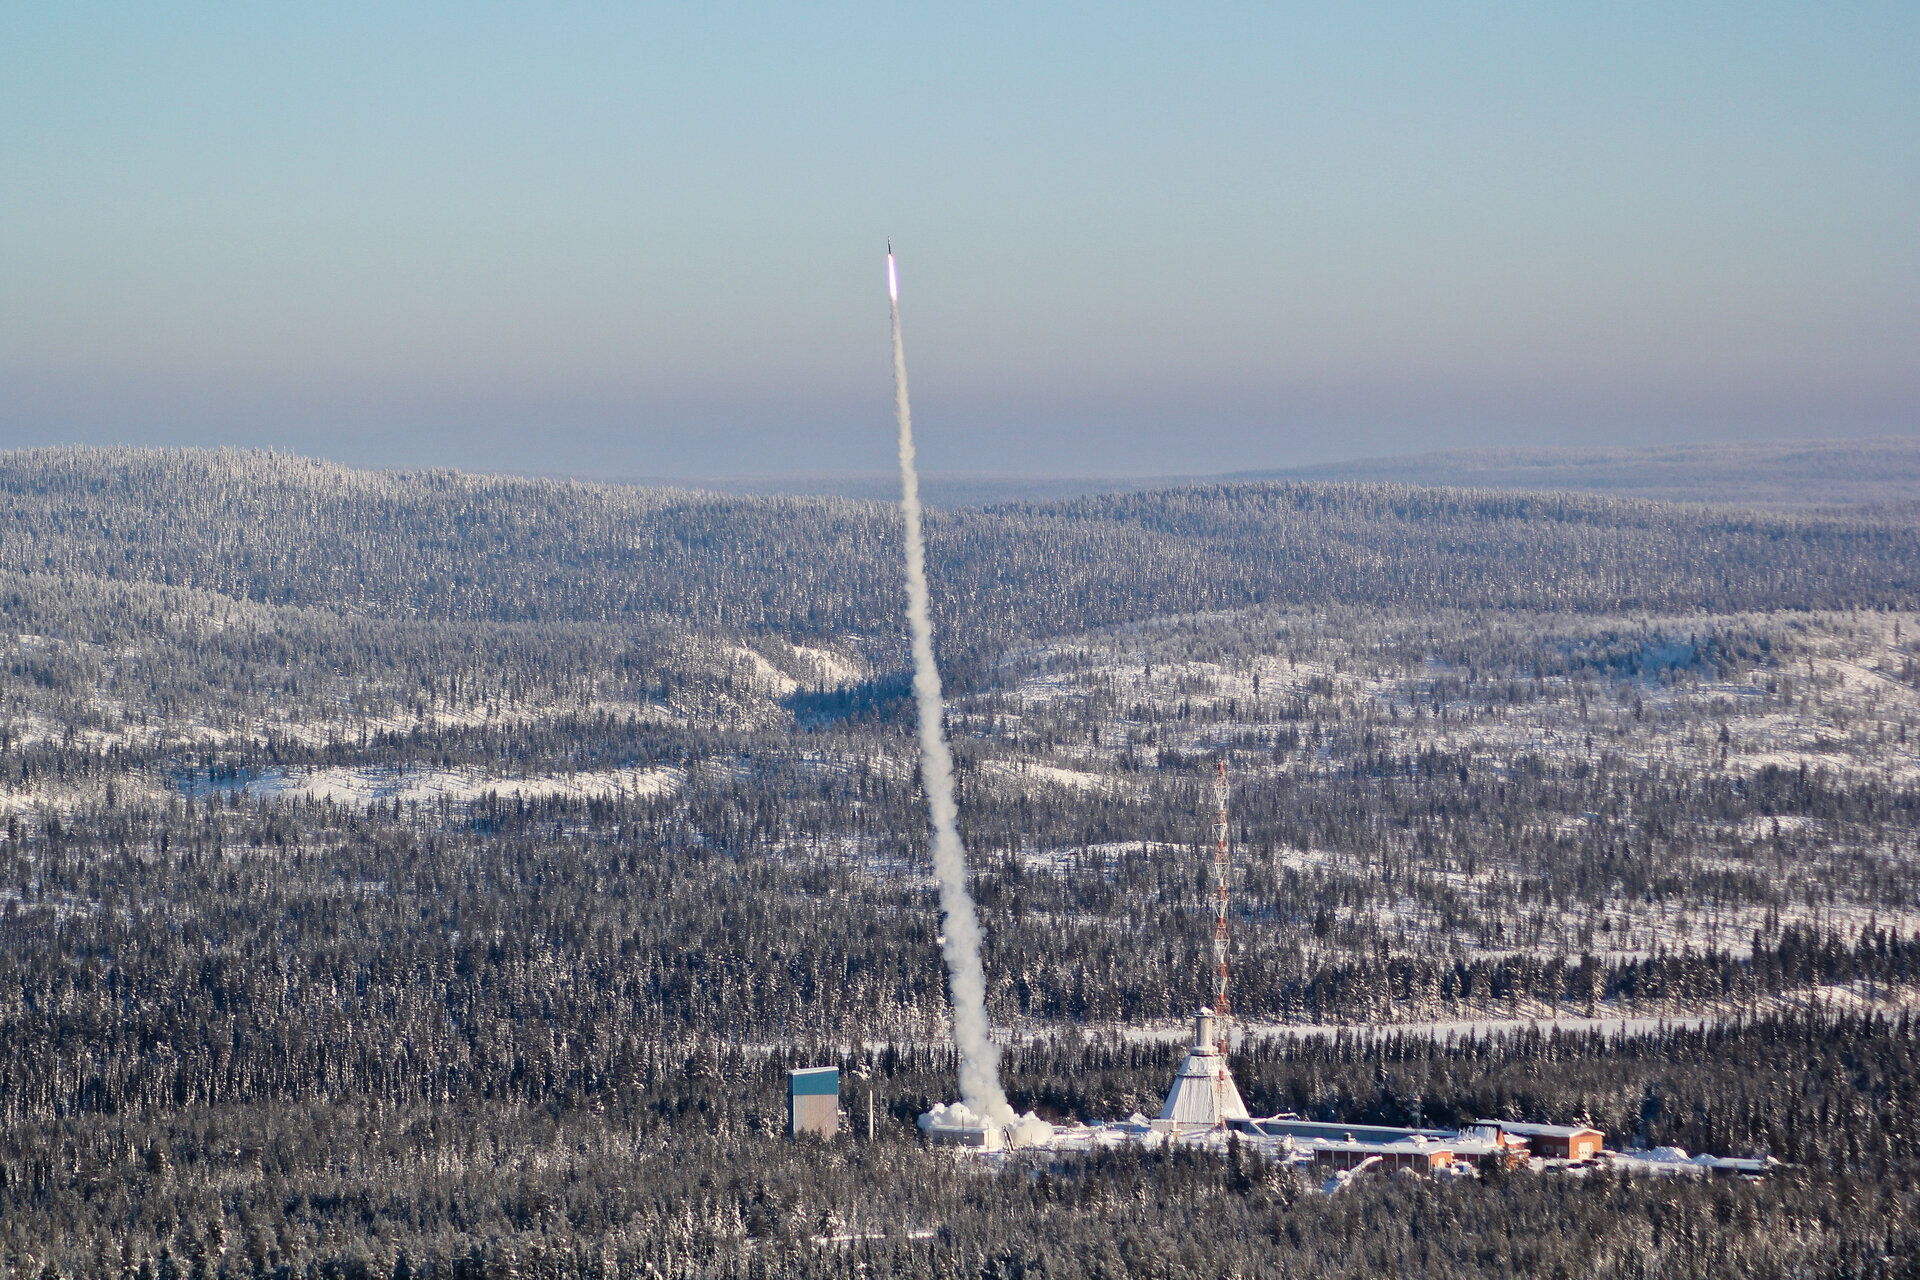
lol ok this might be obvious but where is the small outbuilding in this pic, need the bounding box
[788,1067,839,1139]
[1473,1120,1605,1161]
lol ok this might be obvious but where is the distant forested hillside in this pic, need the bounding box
[3,449,1917,657]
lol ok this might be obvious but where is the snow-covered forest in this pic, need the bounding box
[3,447,1919,1276]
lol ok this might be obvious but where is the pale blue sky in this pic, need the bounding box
[2,3,1914,477]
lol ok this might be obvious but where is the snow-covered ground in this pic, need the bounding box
[948,609,1920,965]
[240,763,684,808]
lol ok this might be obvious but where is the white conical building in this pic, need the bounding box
[1159,1008,1251,1130]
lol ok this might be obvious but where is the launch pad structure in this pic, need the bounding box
[1158,1007,1252,1129]
[921,764,1257,1148]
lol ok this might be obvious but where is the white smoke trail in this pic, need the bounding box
[888,248,1016,1126]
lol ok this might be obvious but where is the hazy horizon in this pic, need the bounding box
[14,435,1920,514]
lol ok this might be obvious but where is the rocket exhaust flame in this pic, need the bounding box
[888,245,1015,1127]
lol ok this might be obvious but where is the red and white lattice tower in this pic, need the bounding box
[1210,759,1232,1053]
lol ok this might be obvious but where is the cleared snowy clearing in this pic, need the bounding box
[979,760,1123,794]
[241,764,684,808]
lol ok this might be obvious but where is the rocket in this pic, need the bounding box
[887,240,898,302]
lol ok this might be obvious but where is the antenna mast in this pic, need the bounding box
[1211,759,1232,1052]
